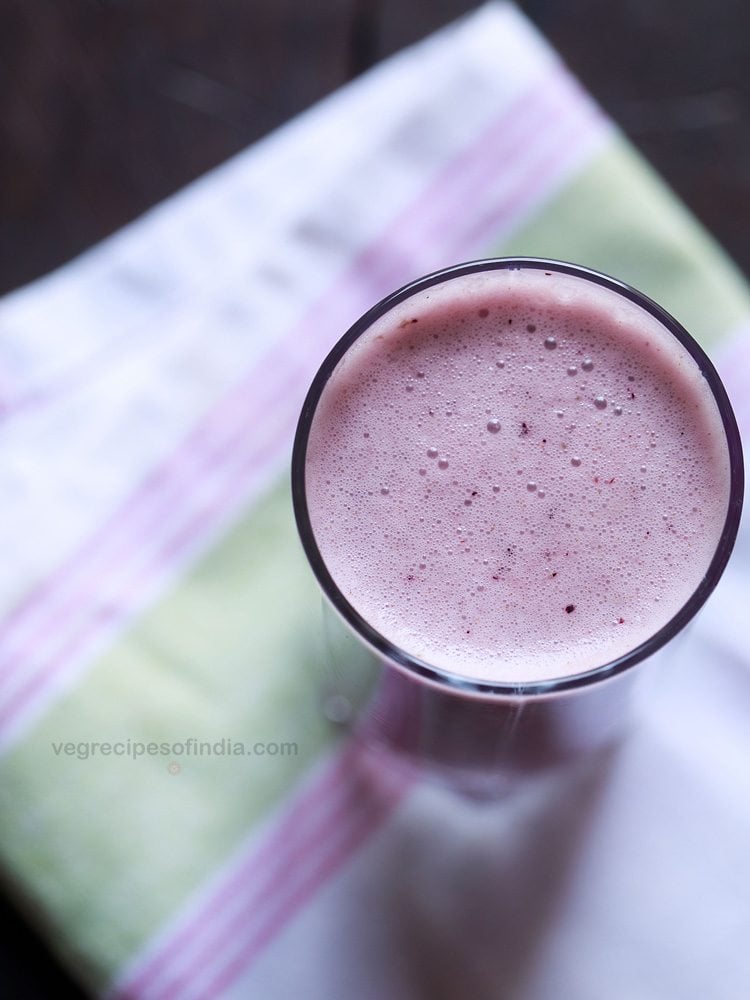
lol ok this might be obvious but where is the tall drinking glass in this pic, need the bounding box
[292,259,743,789]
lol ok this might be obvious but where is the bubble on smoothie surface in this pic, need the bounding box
[304,266,731,685]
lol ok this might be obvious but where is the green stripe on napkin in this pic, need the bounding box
[0,479,333,983]
[495,138,750,347]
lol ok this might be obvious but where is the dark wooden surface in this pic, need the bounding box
[0,1,748,996]
[1,0,749,301]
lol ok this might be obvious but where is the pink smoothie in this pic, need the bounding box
[304,266,731,684]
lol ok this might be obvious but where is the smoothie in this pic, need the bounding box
[302,264,732,685]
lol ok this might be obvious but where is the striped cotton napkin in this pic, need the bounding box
[1,4,749,998]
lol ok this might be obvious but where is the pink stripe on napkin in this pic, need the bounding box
[111,739,410,1000]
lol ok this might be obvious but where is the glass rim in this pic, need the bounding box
[292,257,745,698]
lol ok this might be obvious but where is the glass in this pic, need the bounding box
[291,258,744,791]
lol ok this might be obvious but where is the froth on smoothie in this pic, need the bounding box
[304,267,731,684]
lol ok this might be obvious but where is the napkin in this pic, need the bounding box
[1,3,749,998]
